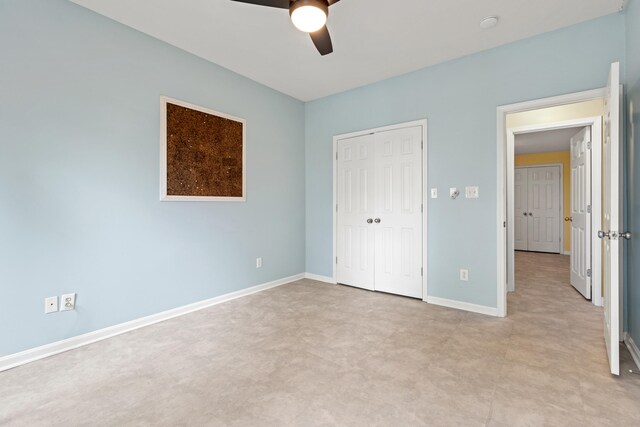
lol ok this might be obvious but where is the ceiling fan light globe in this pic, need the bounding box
[290,1,327,33]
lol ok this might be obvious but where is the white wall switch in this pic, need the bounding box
[465,186,479,199]
[60,293,76,311]
[460,269,469,281]
[256,257,262,268]
[431,188,438,199]
[450,187,459,199]
[45,296,58,314]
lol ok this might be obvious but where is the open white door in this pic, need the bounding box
[570,127,591,299]
[600,62,621,375]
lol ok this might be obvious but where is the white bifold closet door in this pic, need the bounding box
[336,126,423,299]
[514,166,561,253]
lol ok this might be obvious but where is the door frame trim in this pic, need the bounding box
[513,163,564,258]
[332,119,428,299]
[497,88,605,316]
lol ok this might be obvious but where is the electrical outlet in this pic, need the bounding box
[60,293,76,311]
[460,269,469,281]
[431,188,438,199]
[45,296,58,314]
[450,188,460,199]
[465,186,479,199]
[256,257,263,268]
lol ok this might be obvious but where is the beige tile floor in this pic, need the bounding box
[1,251,639,426]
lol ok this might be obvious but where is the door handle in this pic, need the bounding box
[598,230,610,239]
[528,213,533,216]
[366,218,373,224]
[564,217,572,222]
[620,231,632,240]
[374,218,381,223]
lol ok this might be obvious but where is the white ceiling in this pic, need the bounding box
[515,127,585,155]
[70,0,624,101]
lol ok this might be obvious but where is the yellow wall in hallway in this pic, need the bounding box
[515,151,571,253]
[506,99,604,128]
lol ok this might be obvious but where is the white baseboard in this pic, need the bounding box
[425,296,499,317]
[624,332,640,371]
[304,273,335,284]
[0,273,305,372]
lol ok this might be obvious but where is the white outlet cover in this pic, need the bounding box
[430,188,438,199]
[60,293,76,311]
[465,186,479,199]
[256,257,262,268]
[460,269,469,281]
[45,296,58,314]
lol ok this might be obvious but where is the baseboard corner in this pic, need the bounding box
[426,295,499,317]
[304,272,336,284]
[624,332,640,370]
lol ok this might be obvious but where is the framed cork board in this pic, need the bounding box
[160,96,246,202]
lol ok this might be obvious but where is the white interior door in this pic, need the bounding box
[514,168,529,251]
[373,126,423,298]
[601,62,621,375]
[527,166,561,253]
[570,127,592,299]
[336,134,376,290]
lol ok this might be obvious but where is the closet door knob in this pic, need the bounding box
[528,212,533,216]
[366,218,373,224]
[374,218,381,223]
[523,212,527,216]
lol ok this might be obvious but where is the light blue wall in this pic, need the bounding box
[0,0,305,355]
[305,14,626,308]
[626,0,640,347]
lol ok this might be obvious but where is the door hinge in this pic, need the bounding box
[503,221,506,228]
[336,204,338,212]
[336,152,338,160]
[587,205,592,214]
[587,141,592,150]
[421,267,423,277]
[421,140,424,149]
[336,256,338,264]
[421,204,423,213]
[587,269,592,277]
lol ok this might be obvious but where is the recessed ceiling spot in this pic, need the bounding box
[480,16,499,29]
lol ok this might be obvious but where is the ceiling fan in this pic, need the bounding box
[230,0,341,56]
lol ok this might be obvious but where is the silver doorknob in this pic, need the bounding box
[620,231,632,240]
[374,218,381,223]
[598,230,610,239]
[366,218,373,224]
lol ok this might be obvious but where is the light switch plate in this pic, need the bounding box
[450,188,459,199]
[465,186,479,199]
[431,188,438,199]
[460,269,469,281]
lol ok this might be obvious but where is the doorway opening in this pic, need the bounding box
[509,116,603,308]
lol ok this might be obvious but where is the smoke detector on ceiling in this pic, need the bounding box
[480,16,499,29]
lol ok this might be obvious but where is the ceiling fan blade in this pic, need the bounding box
[230,0,289,8]
[328,0,341,5]
[310,25,333,55]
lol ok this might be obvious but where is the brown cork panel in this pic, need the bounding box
[166,102,243,197]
